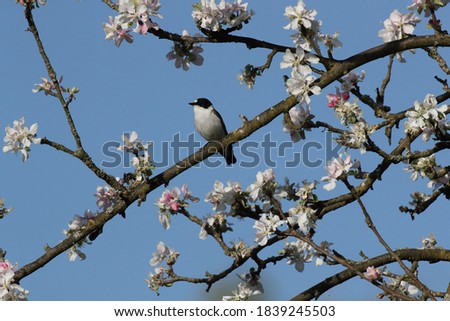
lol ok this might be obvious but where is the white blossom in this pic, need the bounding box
[282,105,311,142]
[408,0,450,16]
[321,153,360,191]
[192,0,254,31]
[3,117,41,162]
[333,100,363,126]
[0,260,29,301]
[205,180,240,212]
[247,168,276,202]
[283,1,317,30]
[287,205,316,233]
[347,121,372,154]
[378,10,421,43]
[253,213,283,246]
[378,10,421,61]
[404,94,449,141]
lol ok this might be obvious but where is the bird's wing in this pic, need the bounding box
[212,108,228,134]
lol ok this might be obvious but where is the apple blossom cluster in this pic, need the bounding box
[325,71,366,130]
[408,0,449,16]
[321,153,360,191]
[117,131,153,182]
[283,1,343,53]
[421,233,437,249]
[326,71,365,118]
[197,181,242,239]
[150,241,179,266]
[146,242,179,294]
[334,100,364,127]
[282,105,312,142]
[283,1,317,34]
[3,117,41,162]
[63,209,100,261]
[281,46,321,106]
[31,76,79,96]
[95,184,120,212]
[378,10,421,43]
[0,259,29,301]
[338,121,373,154]
[281,2,322,108]
[166,30,204,71]
[253,213,284,246]
[287,203,316,234]
[222,272,263,301]
[198,212,231,239]
[387,278,419,298]
[281,2,347,142]
[281,239,333,273]
[202,169,322,249]
[155,184,199,230]
[0,199,12,220]
[32,76,63,95]
[192,0,254,32]
[62,179,123,262]
[404,94,449,142]
[237,64,262,89]
[404,154,450,189]
[378,10,421,61]
[102,0,162,47]
[205,180,241,212]
[246,168,278,202]
[146,266,165,294]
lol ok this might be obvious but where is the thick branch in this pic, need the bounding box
[291,249,450,301]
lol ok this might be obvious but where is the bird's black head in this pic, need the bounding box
[189,98,213,108]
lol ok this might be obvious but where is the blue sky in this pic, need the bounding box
[1,0,449,300]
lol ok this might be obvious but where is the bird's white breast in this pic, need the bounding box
[193,106,227,141]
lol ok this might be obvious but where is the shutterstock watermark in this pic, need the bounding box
[100,132,343,169]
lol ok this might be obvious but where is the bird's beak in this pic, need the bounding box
[188,101,195,106]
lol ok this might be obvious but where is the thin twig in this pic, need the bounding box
[24,5,125,192]
[25,5,82,149]
[40,138,76,156]
[342,177,437,300]
[378,54,395,100]
[423,47,450,75]
[287,230,414,301]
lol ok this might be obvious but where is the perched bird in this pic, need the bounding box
[188,98,237,165]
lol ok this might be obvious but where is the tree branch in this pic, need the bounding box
[291,249,450,301]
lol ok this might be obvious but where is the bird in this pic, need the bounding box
[188,98,237,165]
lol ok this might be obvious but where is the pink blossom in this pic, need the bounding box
[156,187,182,213]
[364,266,382,281]
[326,89,349,108]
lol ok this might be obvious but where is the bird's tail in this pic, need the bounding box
[222,144,237,165]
